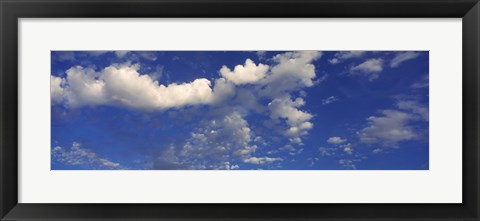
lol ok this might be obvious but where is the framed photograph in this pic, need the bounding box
[1,0,479,220]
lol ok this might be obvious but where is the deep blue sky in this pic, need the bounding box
[51,51,429,170]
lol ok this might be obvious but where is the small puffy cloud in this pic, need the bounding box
[260,51,322,97]
[350,58,383,81]
[322,96,339,105]
[339,159,357,169]
[268,95,314,142]
[319,147,336,156]
[327,136,347,144]
[52,142,121,169]
[357,110,418,146]
[342,143,354,155]
[329,51,366,64]
[372,148,383,154]
[390,52,421,68]
[220,59,269,85]
[243,156,282,165]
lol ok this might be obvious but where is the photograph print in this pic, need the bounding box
[51,50,429,170]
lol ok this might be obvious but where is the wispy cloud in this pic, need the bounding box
[390,52,421,68]
[52,142,121,169]
[329,51,366,64]
[322,96,339,105]
[350,58,383,81]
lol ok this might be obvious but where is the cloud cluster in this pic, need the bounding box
[52,51,322,169]
[318,147,337,156]
[154,112,279,169]
[52,142,121,169]
[339,159,359,169]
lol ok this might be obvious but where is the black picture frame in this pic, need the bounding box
[1,0,479,220]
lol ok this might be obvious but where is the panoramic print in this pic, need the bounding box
[51,51,429,170]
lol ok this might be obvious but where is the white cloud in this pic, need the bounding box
[268,95,313,142]
[63,66,108,107]
[155,111,279,169]
[87,51,109,56]
[411,75,429,89]
[52,142,121,169]
[56,52,76,61]
[259,51,322,97]
[54,63,219,110]
[350,58,383,81]
[390,52,421,68]
[396,100,429,121]
[319,147,336,156]
[51,76,65,103]
[357,98,428,147]
[341,143,354,155]
[357,110,418,146]
[136,51,158,61]
[329,51,366,64]
[372,148,383,154]
[243,156,282,165]
[339,159,358,169]
[211,77,236,103]
[53,51,324,167]
[115,50,129,58]
[327,136,347,144]
[322,96,339,105]
[220,59,269,85]
[256,51,267,60]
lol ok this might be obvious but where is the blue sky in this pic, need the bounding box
[51,51,429,170]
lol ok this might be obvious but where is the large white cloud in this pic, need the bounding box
[54,63,221,110]
[220,59,269,85]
